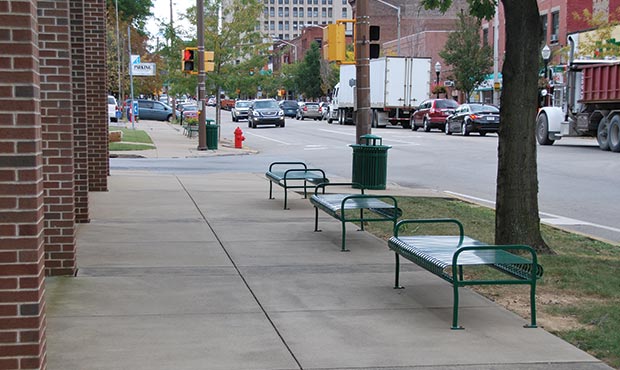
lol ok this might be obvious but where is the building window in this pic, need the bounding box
[551,11,559,43]
[482,27,488,46]
[314,7,318,17]
[293,21,298,30]
[264,21,269,31]
[328,7,332,16]
[328,0,332,4]
[285,21,290,30]
[541,14,548,42]
[342,0,346,4]
[278,21,283,30]
[270,21,275,30]
[270,6,275,16]
[321,7,326,17]
[285,7,290,16]
[308,6,312,16]
[264,6,268,15]
[293,7,298,16]
[278,6,283,16]
[299,7,304,16]
[341,8,347,17]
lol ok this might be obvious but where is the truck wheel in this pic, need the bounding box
[608,115,620,152]
[597,117,611,151]
[338,110,344,125]
[536,113,555,145]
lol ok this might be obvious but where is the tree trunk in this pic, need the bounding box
[496,0,554,254]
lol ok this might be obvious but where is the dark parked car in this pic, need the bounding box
[411,99,460,132]
[445,103,500,136]
[247,99,285,128]
[279,100,299,117]
[296,102,322,120]
[232,100,252,121]
[126,99,179,122]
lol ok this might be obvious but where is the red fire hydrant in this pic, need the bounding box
[234,127,245,149]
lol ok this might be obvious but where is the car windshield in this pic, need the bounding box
[470,104,499,113]
[435,100,459,109]
[254,100,279,109]
[236,101,251,108]
[182,105,198,111]
[108,97,116,104]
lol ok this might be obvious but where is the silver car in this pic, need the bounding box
[232,100,252,122]
[296,102,322,120]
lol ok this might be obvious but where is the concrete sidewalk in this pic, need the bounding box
[44,120,613,370]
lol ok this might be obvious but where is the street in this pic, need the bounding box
[112,106,620,244]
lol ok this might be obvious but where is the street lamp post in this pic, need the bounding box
[274,38,298,63]
[541,44,551,106]
[374,0,400,56]
[435,61,441,98]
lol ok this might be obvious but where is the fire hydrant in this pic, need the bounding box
[234,127,245,149]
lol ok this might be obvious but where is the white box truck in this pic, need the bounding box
[327,56,431,128]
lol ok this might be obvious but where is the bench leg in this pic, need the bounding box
[525,281,538,328]
[314,207,321,232]
[283,189,288,210]
[451,283,464,330]
[341,219,349,252]
[393,253,404,289]
[358,209,365,231]
[268,181,274,200]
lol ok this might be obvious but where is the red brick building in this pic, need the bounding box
[0,0,109,368]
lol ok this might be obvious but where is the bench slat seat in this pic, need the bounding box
[266,162,329,209]
[388,218,543,330]
[310,183,401,252]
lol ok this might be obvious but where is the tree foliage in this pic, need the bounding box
[296,42,323,99]
[572,7,620,58]
[106,0,153,34]
[422,0,553,254]
[439,11,492,102]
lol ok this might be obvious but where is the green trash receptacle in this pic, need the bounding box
[350,134,391,190]
[206,119,218,150]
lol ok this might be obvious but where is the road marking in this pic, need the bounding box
[245,131,292,145]
[305,145,328,151]
[444,191,620,234]
[319,129,356,136]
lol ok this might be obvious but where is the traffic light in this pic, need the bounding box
[182,47,197,74]
[369,25,380,59]
[204,51,215,72]
[323,23,346,62]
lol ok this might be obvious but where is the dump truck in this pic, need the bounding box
[327,56,431,128]
[536,36,620,152]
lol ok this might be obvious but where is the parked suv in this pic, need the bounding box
[411,99,459,132]
[232,100,252,121]
[127,99,178,122]
[108,95,118,122]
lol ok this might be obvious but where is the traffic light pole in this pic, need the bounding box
[197,0,207,150]
[355,0,371,143]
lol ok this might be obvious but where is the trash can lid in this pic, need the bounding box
[359,134,382,146]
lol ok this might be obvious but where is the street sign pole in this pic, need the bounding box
[355,0,371,143]
[197,0,207,150]
[128,25,135,130]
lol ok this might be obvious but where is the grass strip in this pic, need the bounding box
[359,196,620,369]
[109,128,155,151]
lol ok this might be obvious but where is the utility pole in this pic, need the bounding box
[355,0,371,143]
[197,0,207,150]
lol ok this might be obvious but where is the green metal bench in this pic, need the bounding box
[310,182,401,252]
[388,218,543,330]
[266,161,329,209]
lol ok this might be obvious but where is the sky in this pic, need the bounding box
[146,0,195,40]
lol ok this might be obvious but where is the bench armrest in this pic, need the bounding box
[340,194,398,211]
[282,168,328,181]
[314,182,365,195]
[268,161,308,172]
[394,218,464,246]
[452,244,541,279]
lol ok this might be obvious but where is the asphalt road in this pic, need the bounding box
[112,107,620,244]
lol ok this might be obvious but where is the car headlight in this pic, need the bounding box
[253,111,260,117]
[278,110,284,116]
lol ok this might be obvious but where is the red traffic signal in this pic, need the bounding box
[182,47,197,73]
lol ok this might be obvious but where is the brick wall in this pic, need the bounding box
[0,0,48,368]
[39,0,77,277]
[84,0,108,192]
[70,0,90,223]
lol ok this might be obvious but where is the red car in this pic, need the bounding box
[411,99,459,132]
